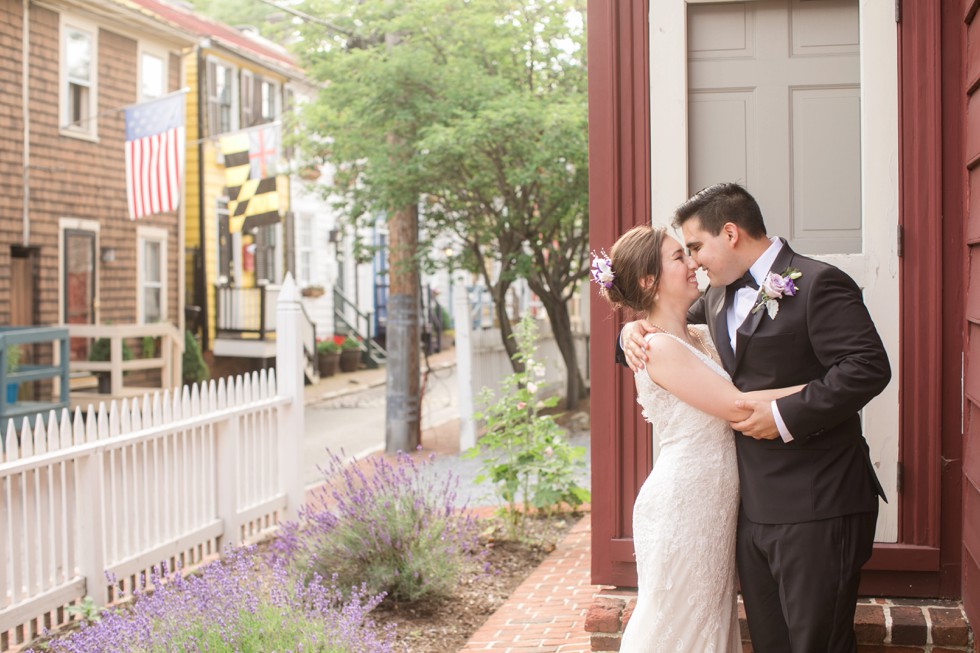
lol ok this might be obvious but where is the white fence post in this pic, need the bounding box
[453,272,476,450]
[276,273,305,521]
[75,416,108,606]
[215,398,242,547]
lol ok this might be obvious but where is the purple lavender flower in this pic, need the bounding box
[27,546,394,653]
[275,449,485,604]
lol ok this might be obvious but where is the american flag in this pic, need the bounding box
[124,92,186,220]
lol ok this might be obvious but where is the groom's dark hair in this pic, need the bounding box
[672,183,767,238]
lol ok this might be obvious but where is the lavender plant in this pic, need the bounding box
[273,450,484,604]
[466,315,590,539]
[28,547,393,653]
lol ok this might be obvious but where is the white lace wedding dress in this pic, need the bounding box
[620,326,741,653]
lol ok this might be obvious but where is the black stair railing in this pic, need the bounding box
[332,288,387,365]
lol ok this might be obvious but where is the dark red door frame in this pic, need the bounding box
[587,0,652,587]
[959,0,980,626]
[588,0,965,597]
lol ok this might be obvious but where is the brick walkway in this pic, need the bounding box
[459,513,599,653]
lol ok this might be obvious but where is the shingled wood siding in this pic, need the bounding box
[0,0,180,334]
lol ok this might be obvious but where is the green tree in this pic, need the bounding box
[296,0,589,408]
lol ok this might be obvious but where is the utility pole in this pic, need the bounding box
[385,202,421,452]
[383,22,421,454]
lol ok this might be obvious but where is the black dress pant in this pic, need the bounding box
[736,508,878,653]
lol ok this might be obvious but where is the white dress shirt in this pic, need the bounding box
[729,238,794,442]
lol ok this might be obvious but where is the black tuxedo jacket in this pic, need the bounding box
[617,241,890,524]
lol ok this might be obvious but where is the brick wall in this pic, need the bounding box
[585,592,975,653]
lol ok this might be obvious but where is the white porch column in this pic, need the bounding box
[453,272,476,451]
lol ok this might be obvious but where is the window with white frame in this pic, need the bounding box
[207,58,237,136]
[297,213,313,283]
[260,78,279,123]
[241,71,280,128]
[60,16,97,138]
[139,46,167,101]
[138,227,168,323]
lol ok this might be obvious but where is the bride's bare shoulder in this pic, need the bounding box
[642,333,696,366]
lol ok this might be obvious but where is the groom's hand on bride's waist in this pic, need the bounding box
[731,399,780,440]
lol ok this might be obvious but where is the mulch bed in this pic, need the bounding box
[375,512,580,653]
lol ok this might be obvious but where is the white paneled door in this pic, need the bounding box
[650,0,900,540]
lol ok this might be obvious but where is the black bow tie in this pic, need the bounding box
[731,271,759,292]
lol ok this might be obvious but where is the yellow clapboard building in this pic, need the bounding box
[131,0,304,367]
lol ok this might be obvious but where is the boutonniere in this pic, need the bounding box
[752,267,802,319]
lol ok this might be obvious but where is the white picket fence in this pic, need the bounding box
[0,275,308,651]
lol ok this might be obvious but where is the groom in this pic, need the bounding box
[618,183,890,653]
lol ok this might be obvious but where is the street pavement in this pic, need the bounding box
[302,349,460,486]
[301,347,593,504]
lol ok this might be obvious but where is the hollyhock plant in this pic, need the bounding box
[466,315,590,539]
[272,449,485,604]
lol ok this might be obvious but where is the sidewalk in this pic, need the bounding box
[303,347,458,406]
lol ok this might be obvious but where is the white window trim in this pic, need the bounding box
[58,218,101,324]
[59,13,99,141]
[207,55,240,136]
[260,78,281,123]
[137,41,170,102]
[137,226,168,324]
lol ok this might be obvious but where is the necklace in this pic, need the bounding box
[649,323,713,360]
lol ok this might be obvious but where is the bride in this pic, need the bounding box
[593,225,803,652]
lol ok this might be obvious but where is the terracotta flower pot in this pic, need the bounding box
[318,351,340,377]
[339,349,361,373]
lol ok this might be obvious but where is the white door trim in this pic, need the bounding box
[649,0,900,541]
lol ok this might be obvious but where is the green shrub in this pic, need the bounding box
[182,330,210,385]
[317,339,341,354]
[141,336,159,359]
[5,345,21,374]
[339,336,362,351]
[88,338,134,362]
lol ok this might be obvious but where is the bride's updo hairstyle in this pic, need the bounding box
[601,225,667,312]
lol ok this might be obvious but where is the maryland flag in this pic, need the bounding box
[220,124,281,233]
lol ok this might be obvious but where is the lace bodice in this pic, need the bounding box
[620,324,741,653]
[634,326,732,445]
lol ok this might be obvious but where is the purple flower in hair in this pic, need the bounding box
[590,250,615,289]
